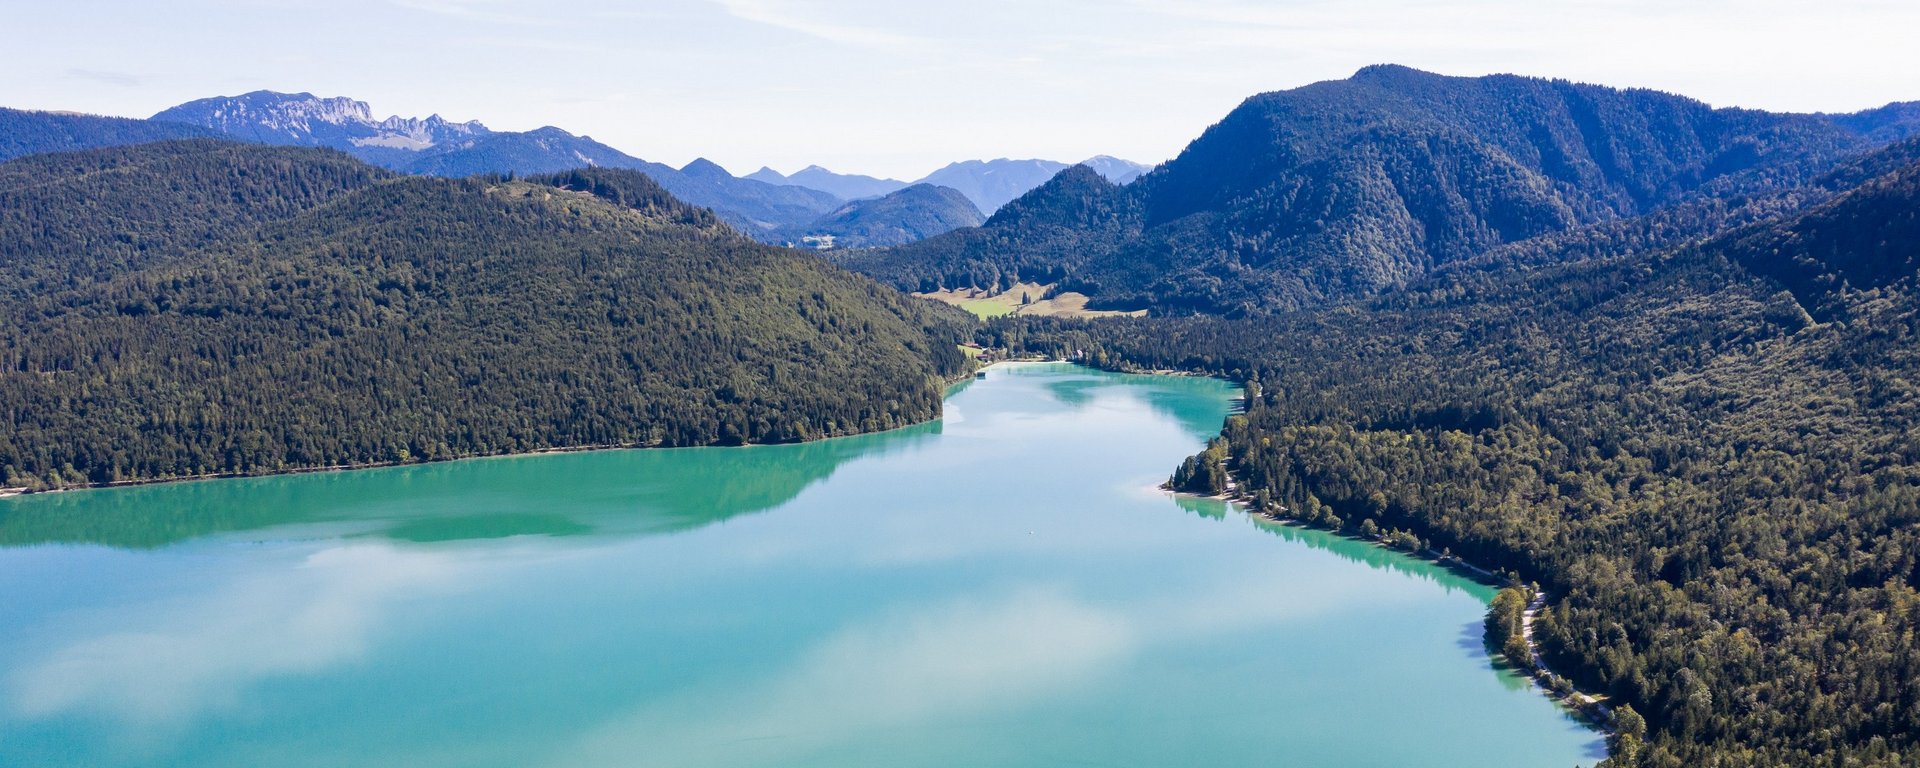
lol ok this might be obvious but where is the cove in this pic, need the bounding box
[0,362,1602,767]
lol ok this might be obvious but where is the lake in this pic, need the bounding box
[0,362,1601,767]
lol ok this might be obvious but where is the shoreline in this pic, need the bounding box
[10,369,998,500]
[0,355,1082,500]
[1156,475,1618,737]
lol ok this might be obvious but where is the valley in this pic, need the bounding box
[1,24,1917,766]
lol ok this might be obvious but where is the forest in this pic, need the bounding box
[8,64,1920,766]
[0,142,972,490]
[986,141,1920,766]
[854,65,1913,315]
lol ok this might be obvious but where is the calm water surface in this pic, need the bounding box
[0,363,1600,767]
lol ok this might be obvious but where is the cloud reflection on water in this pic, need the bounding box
[10,544,465,730]
[542,565,1353,768]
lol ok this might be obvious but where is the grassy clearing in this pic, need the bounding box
[916,282,1146,320]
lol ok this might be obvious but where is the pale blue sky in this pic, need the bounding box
[9,0,1920,179]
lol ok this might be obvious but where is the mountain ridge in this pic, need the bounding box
[848,65,1905,314]
[149,91,846,237]
[780,183,984,249]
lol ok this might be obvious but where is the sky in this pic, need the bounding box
[8,0,1920,180]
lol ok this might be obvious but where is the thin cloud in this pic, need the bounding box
[389,0,557,27]
[706,0,926,51]
[65,68,142,87]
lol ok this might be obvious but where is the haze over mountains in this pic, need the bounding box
[746,165,907,201]
[752,157,1150,213]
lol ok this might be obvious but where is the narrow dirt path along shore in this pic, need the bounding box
[1523,590,1611,717]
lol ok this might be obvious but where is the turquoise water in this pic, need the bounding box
[0,362,1600,767]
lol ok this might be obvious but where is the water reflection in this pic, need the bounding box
[1246,517,1493,599]
[546,563,1361,768]
[1016,362,1234,441]
[1172,493,1229,521]
[1458,619,1533,693]
[0,420,941,550]
[549,587,1137,767]
[0,364,1601,767]
[9,544,467,729]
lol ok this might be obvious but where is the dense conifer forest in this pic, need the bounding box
[0,141,971,490]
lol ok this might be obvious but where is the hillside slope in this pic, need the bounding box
[782,183,984,248]
[0,142,970,490]
[861,66,1891,314]
[1001,140,1920,767]
[0,107,220,163]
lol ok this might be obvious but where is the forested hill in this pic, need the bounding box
[995,141,1920,767]
[857,66,1904,314]
[834,165,1141,292]
[781,183,984,249]
[0,141,971,491]
[0,107,219,163]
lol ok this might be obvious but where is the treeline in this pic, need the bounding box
[987,153,1920,766]
[0,143,971,490]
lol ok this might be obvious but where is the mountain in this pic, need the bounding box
[1002,137,1920,767]
[910,158,1071,214]
[1822,101,1920,142]
[0,107,221,163]
[152,90,486,152]
[150,91,843,236]
[835,165,1139,292]
[750,164,909,200]
[0,141,970,490]
[1712,142,1920,315]
[1077,155,1151,184]
[753,158,1145,211]
[855,66,1898,314]
[655,157,843,233]
[782,184,984,249]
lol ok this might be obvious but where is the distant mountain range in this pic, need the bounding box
[147,91,850,238]
[780,184,984,249]
[152,91,486,153]
[1,91,1147,248]
[913,157,1149,213]
[747,165,908,201]
[751,157,1152,213]
[1076,156,1150,185]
